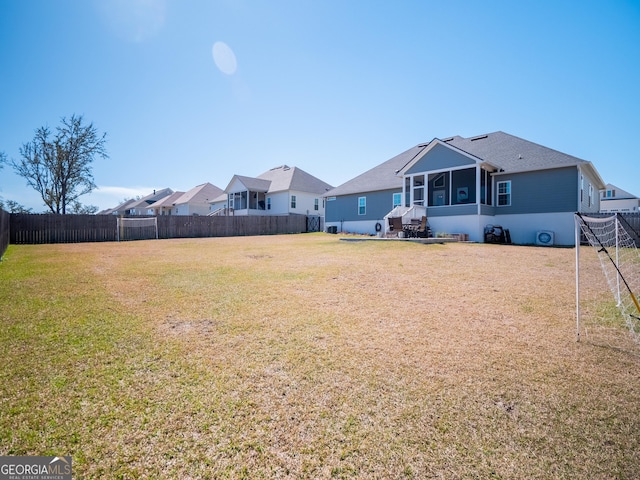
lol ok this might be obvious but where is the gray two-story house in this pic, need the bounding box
[324,131,605,246]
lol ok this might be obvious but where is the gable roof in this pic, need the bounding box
[602,183,638,200]
[443,131,596,174]
[147,191,185,208]
[174,182,224,205]
[226,165,333,195]
[257,165,333,194]
[328,131,606,197]
[324,144,428,197]
[226,175,272,193]
[128,188,174,210]
[102,198,137,214]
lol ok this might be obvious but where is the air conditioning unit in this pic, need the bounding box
[536,230,554,246]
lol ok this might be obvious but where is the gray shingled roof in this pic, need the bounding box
[257,165,333,194]
[128,187,174,209]
[444,131,592,173]
[174,182,224,205]
[147,191,185,208]
[227,175,272,192]
[227,166,333,195]
[324,145,427,197]
[326,131,604,197]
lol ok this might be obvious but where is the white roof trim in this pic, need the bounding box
[397,138,491,176]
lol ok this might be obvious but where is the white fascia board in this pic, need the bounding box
[397,139,486,176]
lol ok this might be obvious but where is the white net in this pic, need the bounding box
[576,213,640,344]
[117,217,158,241]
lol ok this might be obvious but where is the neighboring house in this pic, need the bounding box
[208,192,230,216]
[127,188,174,215]
[219,165,333,216]
[100,198,137,215]
[147,191,185,216]
[600,184,640,213]
[172,182,224,216]
[325,131,605,246]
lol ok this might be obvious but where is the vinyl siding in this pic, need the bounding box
[578,168,601,213]
[427,204,477,217]
[493,167,577,215]
[326,189,399,222]
[406,143,476,174]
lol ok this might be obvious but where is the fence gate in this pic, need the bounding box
[306,215,322,233]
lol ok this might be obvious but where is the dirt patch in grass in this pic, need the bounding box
[1,235,639,478]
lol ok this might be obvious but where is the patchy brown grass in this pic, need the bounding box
[1,234,639,479]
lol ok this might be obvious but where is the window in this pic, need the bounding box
[481,168,492,205]
[580,175,584,202]
[589,184,593,207]
[314,198,319,211]
[291,195,297,209]
[428,172,450,206]
[497,181,511,206]
[404,177,411,207]
[393,192,402,208]
[267,197,271,210]
[412,175,425,206]
[230,191,247,210]
[358,196,366,215]
[451,168,475,204]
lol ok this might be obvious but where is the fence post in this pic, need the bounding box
[0,209,9,260]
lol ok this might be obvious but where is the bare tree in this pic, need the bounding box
[12,115,108,214]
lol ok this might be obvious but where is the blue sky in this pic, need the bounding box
[1,0,639,212]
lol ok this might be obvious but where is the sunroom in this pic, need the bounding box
[225,175,271,215]
[402,163,497,210]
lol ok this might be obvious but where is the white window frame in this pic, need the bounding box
[497,180,511,206]
[314,198,319,211]
[267,197,271,210]
[392,192,402,208]
[291,195,297,209]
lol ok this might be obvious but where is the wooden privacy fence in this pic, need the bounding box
[9,214,317,245]
[579,212,640,247]
[614,212,640,247]
[0,209,9,259]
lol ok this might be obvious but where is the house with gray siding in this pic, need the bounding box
[325,131,605,246]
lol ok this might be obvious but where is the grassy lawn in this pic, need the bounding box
[1,234,639,479]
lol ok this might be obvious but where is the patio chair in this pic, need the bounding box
[415,216,430,238]
[390,217,405,237]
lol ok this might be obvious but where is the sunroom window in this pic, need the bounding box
[428,172,449,206]
[413,175,425,206]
